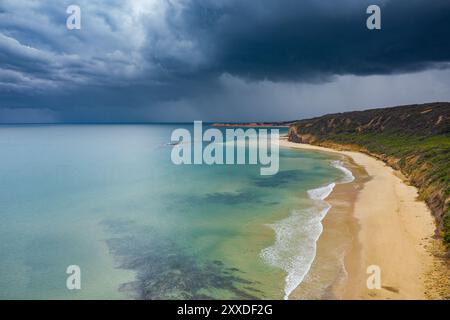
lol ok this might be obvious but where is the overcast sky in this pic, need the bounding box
[1,0,449,123]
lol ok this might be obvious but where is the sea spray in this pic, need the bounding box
[260,159,355,300]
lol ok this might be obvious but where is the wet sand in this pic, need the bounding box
[280,138,445,300]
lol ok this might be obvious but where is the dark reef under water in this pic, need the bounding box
[102,219,263,299]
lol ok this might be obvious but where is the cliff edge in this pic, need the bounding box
[288,102,450,249]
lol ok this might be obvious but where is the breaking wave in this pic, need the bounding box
[261,159,354,299]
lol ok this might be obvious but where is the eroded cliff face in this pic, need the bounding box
[288,127,316,144]
[288,102,450,249]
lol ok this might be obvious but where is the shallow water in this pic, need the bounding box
[0,124,347,299]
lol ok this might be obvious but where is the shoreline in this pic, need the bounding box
[279,137,447,299]
[288,152,365,300]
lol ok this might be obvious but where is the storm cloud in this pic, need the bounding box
[0,0,449,122]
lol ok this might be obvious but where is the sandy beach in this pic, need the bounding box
[280,138,448,300]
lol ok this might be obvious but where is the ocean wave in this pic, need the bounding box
[307,183,336,201]
[331,160,355,183]
[260,203,331,300]
[260,159,355,300]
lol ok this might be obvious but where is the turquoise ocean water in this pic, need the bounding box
[0,124,350,299]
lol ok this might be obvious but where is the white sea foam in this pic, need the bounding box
[331,160,355,183]
[307,183,336,201]
[260,202,331,300]
[261,159,355,300]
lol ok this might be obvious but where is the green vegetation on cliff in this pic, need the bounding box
[289,102,450,247]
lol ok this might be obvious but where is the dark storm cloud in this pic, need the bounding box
[174,0,450,80]
[0,0,450,122]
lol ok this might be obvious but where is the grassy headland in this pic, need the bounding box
[288,102,450,248]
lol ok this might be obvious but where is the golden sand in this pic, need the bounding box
[280,138,448,300]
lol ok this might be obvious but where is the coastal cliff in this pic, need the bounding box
[288,102,450,249]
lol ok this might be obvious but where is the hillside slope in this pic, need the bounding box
[288,102,450,248]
